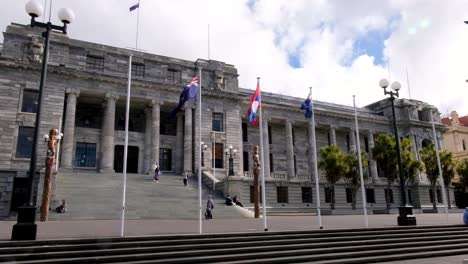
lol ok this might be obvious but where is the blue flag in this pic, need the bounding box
[300,89,313,119]
[171,77,199,118]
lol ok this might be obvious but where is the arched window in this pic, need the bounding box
[463,139,466,151]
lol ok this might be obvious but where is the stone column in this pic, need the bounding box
[151,101,161,170]
[238,116,244,176]
[184,105,193,173]
[329,125,337,146]
[285,120,295,179]
[175,114,184,174]
[262,116,271,177]
[410,134,419,160]
[349,128,356,152]
[61,88,79,169]
[100,93,118,172]
[368,131,378,182]
[143,107,152,173]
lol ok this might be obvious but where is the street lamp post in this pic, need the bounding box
[201,142,207,167]
[225,145,237,176]
[11,0,75,240]
[379,78,416,226]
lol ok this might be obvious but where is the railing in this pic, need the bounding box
[243,171,252,178]
[297,175,311,181]
[272,172,287,180]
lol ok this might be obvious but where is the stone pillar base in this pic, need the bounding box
[397,206,417,226]
[11,205,37,240]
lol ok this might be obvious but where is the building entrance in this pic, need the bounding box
[159,148,172,171]
[114,145,139,173]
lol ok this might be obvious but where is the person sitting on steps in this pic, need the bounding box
[55,199,67,213]
[233,195,244,207]
[225,194,233,206]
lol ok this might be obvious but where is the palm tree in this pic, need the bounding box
[372,134,398,210]
[343,152,368,210]
[420,144,439,210]
[319,145,348,210]
[440,150,457,209]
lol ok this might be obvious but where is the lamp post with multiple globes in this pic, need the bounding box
[11,0,75,240]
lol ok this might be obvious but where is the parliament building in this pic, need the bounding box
[0,23,453,217]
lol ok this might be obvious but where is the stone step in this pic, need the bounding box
[1,225,468,263]
[47,172,245,220]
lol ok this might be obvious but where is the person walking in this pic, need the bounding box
[205,195,214,219]
[154,164,161,183]
[183,170,188,186]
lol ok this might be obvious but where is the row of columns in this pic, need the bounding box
[60,90,194,174]
[258,118,379,182]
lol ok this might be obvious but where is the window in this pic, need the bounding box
[212,113,224,132]
[75,142,97,167]
[327,132,331,146]
[268,125,272,144]
[131,63,145,78]
[167,69,181,83]
[214,143,224,168]
[249,186,262,203]
[385,189,394,203]
[302,187,312,203]
[364,137,369,152]
[243,151,249,172]
[325,187,332,203]
[277,186,288,203]
[21,90,38,113]
[160,112,177,135]
[463,140,466,151]
[293,155,297,176]
[269,153,274,172]
[366,188,375,203]
[346,188,353,203]
[292,127,295,145]
[408,189,413,204]
[418,110,424,121]
[16,127,34,158]
[347,133,350,151]
[242,123,248,142]
[86,55,104,71]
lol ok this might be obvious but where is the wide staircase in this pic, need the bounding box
[46,171,245,220]
[1,225,468,263]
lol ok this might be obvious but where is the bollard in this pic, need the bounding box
[464,208,468,225]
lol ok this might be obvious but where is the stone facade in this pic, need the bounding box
[441,111,468,183]
[0,23,454,217]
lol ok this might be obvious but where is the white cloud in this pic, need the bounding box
[1,0,468,116]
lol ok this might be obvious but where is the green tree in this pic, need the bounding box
[440,150,457,209]
[420,144,439,210]
[457,159,468,192]
[343,151,368,210]
[319,145,349,210]
[372,134,398,210]
[401,138,423,189]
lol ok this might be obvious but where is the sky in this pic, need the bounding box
[1,0,468,116]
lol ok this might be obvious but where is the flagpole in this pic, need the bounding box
[430,109,449,224]
[309,87,322,229]
[198,67,203,234]
[135,0,141,50]
[120,54,132,237]
[208,24,211,60]
[257,77,268,231]
[353,95,368,228]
